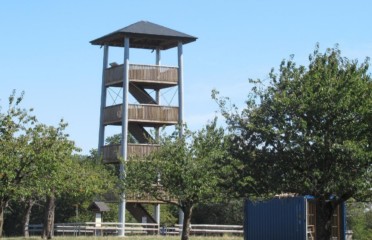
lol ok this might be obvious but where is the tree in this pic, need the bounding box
[125,120,229,240]
[0,91,36,237]
[191,200,243,225]
[215,45,372,239]
[347,200,372,240]
[0,91,118,238]
[3,152,118,237]
[23,122,77,239]
[31,122,117,239]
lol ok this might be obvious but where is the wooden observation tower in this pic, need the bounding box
[90,21,196,235]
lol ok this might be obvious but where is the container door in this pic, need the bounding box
[307,200,316,240]
[331,205,341,240]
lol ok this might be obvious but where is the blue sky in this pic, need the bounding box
[1,1,371,154]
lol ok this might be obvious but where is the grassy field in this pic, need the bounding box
[2,236,243,240]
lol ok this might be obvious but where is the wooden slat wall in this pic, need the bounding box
[102,143,160,163]
[105,64,178,86]
[128,104,178,122]
[102,190,177,203]
[126,192,177,203]
[103,104,179,124]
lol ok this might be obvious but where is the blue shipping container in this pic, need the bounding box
[244,196,346,240]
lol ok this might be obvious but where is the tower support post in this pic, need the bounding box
[156,48,161,104]
[98,45,109,156]
[177,41,184,227]
[177,42,184,134]
[155,48,161,231]
[119,37,130,237]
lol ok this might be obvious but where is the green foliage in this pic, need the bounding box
[0,91,37,236]
[28,121,77,198]
[347,201,372,240]
[105,133,138,145]
[0,91,119,237]
[214,44,371,238]
[126,119,228,209]
[125,119,230,240]
[160,204,178,226]
[215,44,372,201]
[0,91,37,201]
[192,200,243,225]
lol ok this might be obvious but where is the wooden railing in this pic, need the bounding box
[126,191,178,204]
[103,104,178,125]
[170,224,244,235]
[105,64,178,86]
[102,189,177,204]
[102,143,160,163]
[28,223,244,236]
[28,222,159,236]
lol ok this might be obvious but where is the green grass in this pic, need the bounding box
[3,236,243,240]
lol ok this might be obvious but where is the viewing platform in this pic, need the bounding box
[105,64,178,89]
[103,104,178,126]
[102,143,160,164]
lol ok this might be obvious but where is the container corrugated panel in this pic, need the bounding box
[244,197,306,240]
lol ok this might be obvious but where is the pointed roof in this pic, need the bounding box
[90,21,197,50]
[88,201,110,212]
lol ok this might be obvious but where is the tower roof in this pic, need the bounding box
[90,21,197,50]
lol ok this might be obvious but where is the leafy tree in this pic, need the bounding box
[50,154,118,224]
[105,134,122,145]
[23,122,77,239]
[192,200,243,225]
[4,152,118,237]
[0,91,36,237]
[105,133,139,145]
[0,92,118,238]
[125,120,229,240]
[215,45,372,239]
[347,200,372,240]
[30,123,118,239]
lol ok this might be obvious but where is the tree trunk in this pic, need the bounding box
[181,204,193,240]
[22,198,35,238]
[42,195,56,239]
[0,199,9,238]
[0,203,4,238]
[316,199,336,240]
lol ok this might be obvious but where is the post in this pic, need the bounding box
[155,48,161,104]
[154,204,161,232]
[98,45,109,157]
[177,42,184,136]
[119,37,130,237]
[155,48,161,232]
[177,41,184,227]
[155,48,161,139]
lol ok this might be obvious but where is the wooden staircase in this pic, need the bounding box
[101,64,179,164]
[126,203,157,224]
